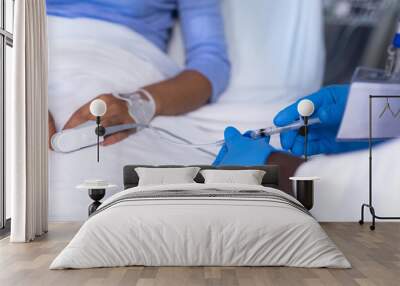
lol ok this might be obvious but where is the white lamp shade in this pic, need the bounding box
[90,99,107,117]
[297,99,315,117]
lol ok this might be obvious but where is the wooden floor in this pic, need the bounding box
[0,222,399,286]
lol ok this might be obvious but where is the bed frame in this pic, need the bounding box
[123,165,280,190]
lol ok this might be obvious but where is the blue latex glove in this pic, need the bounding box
[213,126,275,166]
[273,85,368,156]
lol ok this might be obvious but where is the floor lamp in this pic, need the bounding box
[359,95,400,230]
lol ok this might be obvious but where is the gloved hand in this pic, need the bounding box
[274,85,367,156]
[213,126,276,166]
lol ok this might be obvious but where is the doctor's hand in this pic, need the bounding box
[274,85,367,156]
[63,94,135,146]
[213,127,276,166]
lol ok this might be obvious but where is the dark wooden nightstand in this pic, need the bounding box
[289,177,320,210]
[76,181,117,216]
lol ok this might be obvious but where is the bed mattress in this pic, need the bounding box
[50,183,350,269]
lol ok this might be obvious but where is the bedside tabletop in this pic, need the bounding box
[289,177,320,210]
[289,176,320,181]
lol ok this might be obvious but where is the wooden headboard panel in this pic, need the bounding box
[123,165,280,190]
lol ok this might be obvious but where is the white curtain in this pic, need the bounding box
[9,0,48,242]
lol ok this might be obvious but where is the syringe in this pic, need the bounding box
[248,118,321,139]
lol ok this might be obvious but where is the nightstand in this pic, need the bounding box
[76,180,117,216]
[289,177,320,210]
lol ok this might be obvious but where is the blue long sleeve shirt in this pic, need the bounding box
[46,0,231,101]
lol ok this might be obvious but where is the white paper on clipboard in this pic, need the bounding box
[337,82,400,140]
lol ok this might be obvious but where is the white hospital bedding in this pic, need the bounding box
[47,16,294,221]
[50,183,350,269]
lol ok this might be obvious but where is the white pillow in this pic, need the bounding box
[200,169,266,185]
[135,167,200,186]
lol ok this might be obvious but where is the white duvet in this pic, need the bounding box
[50,183,350,269]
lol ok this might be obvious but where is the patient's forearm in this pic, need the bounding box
[267,152,305,196]
[143,70,212,116]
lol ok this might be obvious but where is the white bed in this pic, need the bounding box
[50,182,350,269]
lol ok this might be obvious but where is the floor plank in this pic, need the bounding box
[0,222,399,286]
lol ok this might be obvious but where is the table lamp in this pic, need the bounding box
[89,99,107,162]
